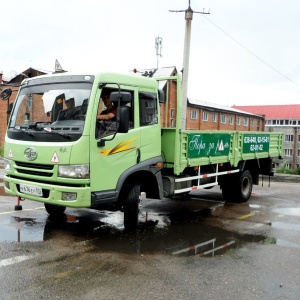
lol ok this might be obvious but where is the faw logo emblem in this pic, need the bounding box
[24,147,38,161]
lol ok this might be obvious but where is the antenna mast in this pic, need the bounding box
[155,36,163,68]
[170,0,210,129]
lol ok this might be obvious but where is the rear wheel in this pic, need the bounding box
[222,170,253,203]
[124,183,140,231]
[44,203,66,216]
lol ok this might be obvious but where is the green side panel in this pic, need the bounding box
[162,130,283,175]
[242,133,270,153]
[161,128,176,165]
[187,133,231,158]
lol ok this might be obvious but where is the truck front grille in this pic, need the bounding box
[15,161,55,178]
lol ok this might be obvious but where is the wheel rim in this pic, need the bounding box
[242,177,250,196]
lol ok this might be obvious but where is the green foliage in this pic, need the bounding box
[0,148,3,158]
[276,162,300,175]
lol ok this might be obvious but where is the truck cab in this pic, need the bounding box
[3,72,164,230]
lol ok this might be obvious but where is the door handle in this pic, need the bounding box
[136,148,141,164]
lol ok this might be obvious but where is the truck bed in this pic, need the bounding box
[161,129,283,175]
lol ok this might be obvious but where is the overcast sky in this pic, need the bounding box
[1,0,300,106]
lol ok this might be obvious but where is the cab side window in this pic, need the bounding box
[139,92,158,126]
[95,89,134,138]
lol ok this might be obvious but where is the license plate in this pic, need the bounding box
[20,184,43,196]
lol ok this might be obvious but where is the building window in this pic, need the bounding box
[229,116,234,125]
[284,149,293,156]
[170,119,174,128]
[190,110,198,120]
[220,115,226,124]
[170,109,175,118]
[285,134,294,142]
[236,117,240,126]
[212,113,217,123]
[257,120,261,131]
[244,117,249,126]
[202,111,208,121]
[297,149,300,157]
[266,120,272,125]
[250,119,254,127]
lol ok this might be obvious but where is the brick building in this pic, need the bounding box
[0,68,47,148]
[233,104,300,169]
[154,67,265,132]
[0,67,265,150]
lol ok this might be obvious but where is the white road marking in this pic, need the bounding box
[0,254,38,268]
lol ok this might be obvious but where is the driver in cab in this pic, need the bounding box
[97,91,117,121]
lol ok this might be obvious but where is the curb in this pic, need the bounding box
[271,173,300,183]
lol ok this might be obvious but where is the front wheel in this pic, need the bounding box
[44,203,66,216]
[124,183,140,231]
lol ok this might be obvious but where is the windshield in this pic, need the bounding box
[7,77,93,143]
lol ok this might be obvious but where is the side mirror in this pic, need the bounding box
[118,106,130,133]
[1,88,12,101]
[110,91,132,104]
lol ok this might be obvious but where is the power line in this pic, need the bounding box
[201,15,300,87]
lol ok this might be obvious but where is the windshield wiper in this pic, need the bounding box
[14,126,35,136]
[43,127,71,139]
[29,122,51,130]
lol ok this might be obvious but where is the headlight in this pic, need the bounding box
[3,158,12,171]
[58,164,89,178]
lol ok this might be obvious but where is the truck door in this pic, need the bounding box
[89,88,140,193]
[138,91,161,162]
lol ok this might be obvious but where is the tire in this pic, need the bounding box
[124,184,140,231]
[222,170,253,203]
[44,203,66,216]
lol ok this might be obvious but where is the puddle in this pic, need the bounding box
[1,185,299,256]
[273,207,300,217]
[0,208,272,257]
[0,216,44,242]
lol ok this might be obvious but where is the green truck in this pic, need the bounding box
[2,72,283,230]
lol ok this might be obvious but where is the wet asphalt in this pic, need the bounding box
[0,164,300,299]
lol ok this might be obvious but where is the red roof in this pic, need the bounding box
[232,104,300,119]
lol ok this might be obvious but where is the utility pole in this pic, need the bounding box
[170,1,210,130]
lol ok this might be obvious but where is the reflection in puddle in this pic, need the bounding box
[172,239,236,257]
[41,211,271,257]
[0,216,44,242]
[0,208,274,257]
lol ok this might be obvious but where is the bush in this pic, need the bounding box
[276,162,300,175]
